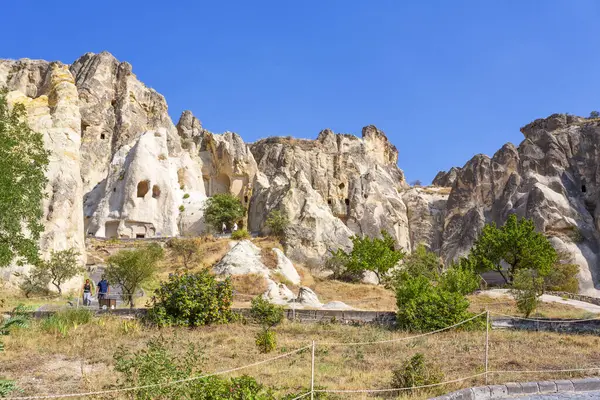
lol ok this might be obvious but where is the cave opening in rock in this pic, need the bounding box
[152,185,161,199]
[327,199,332,205]
[244,195,248,203]
[137,180,150,198]
[136,234,145,239]
[345,198,350,206]
[81,122,89,138]
[582,184,587,193]
[339,183,345,190]
[100,133,105,139]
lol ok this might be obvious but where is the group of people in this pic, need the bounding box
[221,222,239,234]
[82,277,110,306]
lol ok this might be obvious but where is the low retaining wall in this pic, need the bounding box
[493,316,600,334]
[547,291,600,307]
[431,377,600,399]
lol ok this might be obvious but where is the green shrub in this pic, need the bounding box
[204,193,246,231]
[395,274,478,331]
[250,296,284,328]
[40,309,93,337]
[38,248,83,295]
[544,252,579,293]
[231,229,250,240]
[114,337,275,399]
[183,193,190,199]
[326,250,362,283]
[255,329,277,353]
[265,210,289,238]
[14,267,51,298]
[511,269,544,317]
[0,379,22,397]
[391,353,443,390]
[0,304,31,352]
[179,205,185,212]
[439,257,481,295]
[147,270,236,327]
[168,237,203,269]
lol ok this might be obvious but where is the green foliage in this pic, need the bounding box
[471,214,557,284]
[331,231,405,284]
[439,257,481,295]
[147,270,236,327]
[0,304,31,352]
[0,90,50,268]
[168,238,203,269]
[15,267,51,298]
[38,248,82,295]
[544,255,579,293]
[105,244,164,308]
[250,296,284,329]
[391,353,443,390]
[40,308,93,337]
[179,205,185,212]
[183,193,190,199]
[394,244,442,283]
[0,379,22,397]
[204,194,246,231]
[326,250,361,282]
[114,337,275,399]
[255,329,277,353]
[511,269,544,317]
[231,229,251,240]
[589,110,600,119]
[395,274,477,331]
[265,210,289,238]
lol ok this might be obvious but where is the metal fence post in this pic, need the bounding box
[311,340,315,400]
[485,310,490,384]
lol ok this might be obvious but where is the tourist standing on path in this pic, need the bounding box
[222,222,226,234]
[97,277,110,300]
[82,279,94,306]
[232,222,238,232]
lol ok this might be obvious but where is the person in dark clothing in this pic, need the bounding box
[82,279,93,306]
[97,277,110,300]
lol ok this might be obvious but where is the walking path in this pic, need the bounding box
[504,392,600,399]
[477,289,600,314]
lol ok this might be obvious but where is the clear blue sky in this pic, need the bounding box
[2,1,599,183]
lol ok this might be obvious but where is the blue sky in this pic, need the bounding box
[2,1,599,183]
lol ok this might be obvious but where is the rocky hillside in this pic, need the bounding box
[1,52,599,295]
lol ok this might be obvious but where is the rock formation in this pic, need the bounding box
[2,51,600,295]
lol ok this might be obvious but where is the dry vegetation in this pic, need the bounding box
[2,315,600,399]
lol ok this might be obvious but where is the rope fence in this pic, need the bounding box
[6,310,600,399]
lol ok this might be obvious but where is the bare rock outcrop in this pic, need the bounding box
[402,187,448,252]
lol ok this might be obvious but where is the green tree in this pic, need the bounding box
[344,231,405,284]
[589,110,600,119]
[511,269,544,317]
[167,238,203,269]
[14,267,51,298]
[402,244,442,281]
[104,244,164,308]
[439,257,481,295]
[0,90,50,268]
[544,251,579,293]
[250,296,284,353]
[471,214,557,284]
[265,210,289,238]
[39,248,82,295]
[203,194,246,231]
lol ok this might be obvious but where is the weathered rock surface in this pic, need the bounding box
[249,126,410,263]
[402,187,448,253]
[213,240,270,277]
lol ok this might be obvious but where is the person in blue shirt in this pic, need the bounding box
[97,276,110,300]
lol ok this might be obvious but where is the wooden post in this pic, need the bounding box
[485,310,490,384]
[310,340,315,400]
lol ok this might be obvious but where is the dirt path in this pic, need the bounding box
[478,289,600,314]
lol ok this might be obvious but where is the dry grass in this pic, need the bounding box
[230,273,268,299]
[261,247,278,270]
[308,278,397,311]
[2,315,600,399]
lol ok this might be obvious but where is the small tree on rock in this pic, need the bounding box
[39,248,82,295]
[471,214,557,284]
[589,110,600,119]
[203,194,246,232]
[265,210,289,238]
[345,231,405,284]
[105,244,164,308]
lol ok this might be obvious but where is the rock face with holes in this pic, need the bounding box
[0,60,85,288]
[248,127,411,263]
[436,115,600,295]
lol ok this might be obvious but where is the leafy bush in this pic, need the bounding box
[439,257,481,295]
[105,243,164,308]
[589,110,600,119]
[511,269,544,317]
[231,229,250,240]
[15,267,51,298]
[114,337,275,399]
[0,304,31,352]
[204,193,246,231]
[544,252,579,293]
[38,248,83,295]
[250,296,284,329]
[183,193,190,199]
[168,238,203,269]
[391,353,443,389]
[326,250,361,282]
[265,210,289,238]
[147,270,236,327]
[388,244,441,288]
[179,205,185,212]
[395,274,478,331]
[255,329,277,353]
[40,309,93,337]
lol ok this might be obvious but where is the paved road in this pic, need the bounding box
[506,392,600,399]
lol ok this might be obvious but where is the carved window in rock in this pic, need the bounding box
[137,180,150,198]
[582,184,587,193]
[152,185,161,199]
